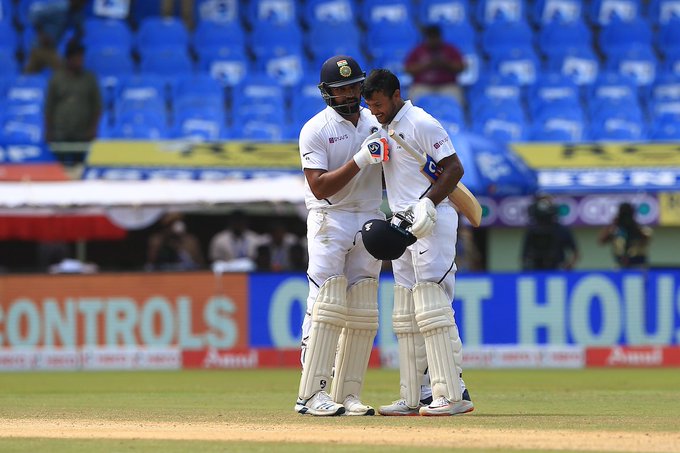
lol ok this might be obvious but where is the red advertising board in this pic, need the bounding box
[586,346,680,367]
[0,273,248,349]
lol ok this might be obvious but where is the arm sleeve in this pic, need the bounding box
[413,116,456,164]
[299,123,328,171]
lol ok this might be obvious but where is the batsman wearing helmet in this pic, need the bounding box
[294,56,389,416]
[362,69,474,416]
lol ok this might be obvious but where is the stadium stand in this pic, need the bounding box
[0,0,675,144]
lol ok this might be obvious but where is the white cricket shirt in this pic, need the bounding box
[382,100,457,212]
[299,106,383,211]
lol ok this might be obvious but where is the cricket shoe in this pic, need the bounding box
[378,396,432,416]
[295,390,345,416]
[342,394,375,416]
[418,395,474,416]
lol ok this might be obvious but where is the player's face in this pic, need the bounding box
[364,90,400,125]
[328,82,362,115]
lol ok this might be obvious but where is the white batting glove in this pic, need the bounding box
[410,198,437,238]
[353,131,389,169]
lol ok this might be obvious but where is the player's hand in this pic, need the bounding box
[409,198,437,238]
[353,131,389,169]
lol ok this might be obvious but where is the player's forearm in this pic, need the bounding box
[428,156,463,205]
[307,162,361,199]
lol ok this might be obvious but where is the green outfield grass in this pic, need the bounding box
[0,368,678,452]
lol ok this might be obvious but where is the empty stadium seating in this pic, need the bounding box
[0,0,675,144]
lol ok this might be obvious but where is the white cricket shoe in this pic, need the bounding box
[342,394,375,416]
[419,396,474,416]
[378,398,424,416]
[295,390,345,416]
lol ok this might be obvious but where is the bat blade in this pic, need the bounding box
[388,129,482,227]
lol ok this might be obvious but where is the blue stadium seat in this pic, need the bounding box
[0,48,18,75]
[5,74,47,107]
[236,118,287,141]
[475,0,526,24]
[302,0,357,25]
[0,20,17,53]
[111,110,169,139]
[649,0,680,26]
[172,73,223,103]
[136,17,189,52]
[413,93,466,133]
[599,17,652,56]
[139,47,194,76]
[1,112,43,143]
[417,0,470,26]
[249,21,303,59]
[468,72,522,106]
[546,47,600,86]
[172,107,228,141]
[440,20,476,53]
[117,74,168,109]
[589,0,641,25]
[648,117,680,139]
[531,0,583,25]
[85,46,135,76]
[489,47,540,86]
[247,0,297,26]
[361,0,413,25]
[0,0,14,23]
[365,20,419,62]
[589,72,638,104]
[254,45,305,87]
[231,74,286,124]
[472,109,528,143]
[656,18,680,57]
[192,20,245,52]
[662,48,680,76]
[604,45,658,88]
[480,20,534,58]
[530,107,586,142]
[196,46,249,88]
[87,0,130,20]
[290,75,326,131]
[590,106,646,141]
[83,17,133,51]
[130,0,163,25]
[527,72,581,118]
[306,22,362,64]
[471,97,524,122]
[537,18,592,59]
[650,73,680,101]
[194,0,241,24]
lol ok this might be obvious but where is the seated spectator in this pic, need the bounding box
[44,39,102,142]
[404,24,467,107]
[259,221,299,272]
[146,213,205,271]
[209,210,263,272]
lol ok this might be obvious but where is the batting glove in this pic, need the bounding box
[410,198,437,238]
[353,131,389,169]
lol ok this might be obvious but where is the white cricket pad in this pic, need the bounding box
[392,284,428,408]
[298,275,348,400]
[331,278,379,403]
[413,282,463,402]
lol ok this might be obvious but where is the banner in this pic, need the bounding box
[0,273,248,349]
[0,143,68,181]
[84,140,301,180]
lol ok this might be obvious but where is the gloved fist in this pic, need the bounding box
[353,131,389,169]
[409,198,437,238]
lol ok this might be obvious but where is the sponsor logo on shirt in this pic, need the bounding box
[329,134,349,144]
[433,137,449,149]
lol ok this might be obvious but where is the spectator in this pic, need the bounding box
[146,213,205,271]
[43,39,102,142]
[260,221,299,271]
[599,202,652,269]
[403,24,466,107]
[24,0,87,74]
[208,210,263,271]
[456,223,483,272]
[521,194,579,271]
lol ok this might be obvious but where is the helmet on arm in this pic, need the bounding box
[318,55,365,115]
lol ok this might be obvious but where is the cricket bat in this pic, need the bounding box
[388,129,482,227]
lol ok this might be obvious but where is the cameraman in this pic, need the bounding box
[521,194,579,271]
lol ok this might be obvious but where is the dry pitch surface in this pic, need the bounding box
[0,369,678,452]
